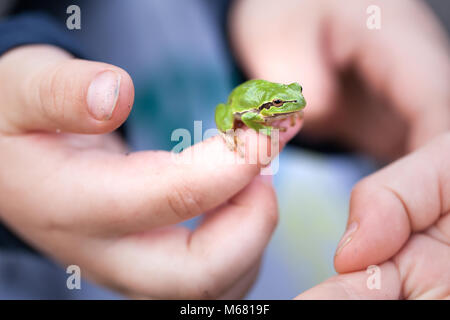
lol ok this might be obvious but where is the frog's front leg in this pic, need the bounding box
[290,114,296,127]
[289,110,303,127]
[216,103,243,154]
[241,112,273,136]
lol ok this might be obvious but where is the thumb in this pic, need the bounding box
[334,134,450,273]
[0,44,134,134]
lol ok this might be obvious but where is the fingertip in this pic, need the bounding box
[248,175,279,230]
[334,183,410,273]
[20,56,136,134]
[254,173,273,187]
[84,63,134,133]
[223,174,278,235]
[108,66,134,128]
[233,174,276,206]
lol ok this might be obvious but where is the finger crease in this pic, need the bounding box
[383,185,414,233]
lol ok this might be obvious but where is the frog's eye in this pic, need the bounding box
[272,99,283,107]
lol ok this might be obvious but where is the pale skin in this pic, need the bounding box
[231,0,449,299]
[0,45,303,299]
[296,135,450,299]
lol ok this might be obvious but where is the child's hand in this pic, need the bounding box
[231,0,449,161]
[296,133,450,299]
[0,45,302,298]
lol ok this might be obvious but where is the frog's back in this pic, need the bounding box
[228,79,280,112]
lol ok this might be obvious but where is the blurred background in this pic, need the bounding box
[0,0,448,299]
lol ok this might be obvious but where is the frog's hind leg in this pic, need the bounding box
[216,103,245,156]
[219,130,237,150]
[234,134,245,157]
[219,130,245,157]
[290,110,304,126]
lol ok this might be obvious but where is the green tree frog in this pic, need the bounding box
[215,79,306,153]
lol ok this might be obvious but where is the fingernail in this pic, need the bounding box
[87,70,121,121]
[335,221,358,256]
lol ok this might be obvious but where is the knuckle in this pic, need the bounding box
[34,207,72,233]
[35,63,67,123]
[181,267,223,299]
[165,176,203,221]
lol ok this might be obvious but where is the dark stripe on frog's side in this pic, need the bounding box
[233,99,298,119]
[233,110,301,129]
[258,102,273,111]
[258,99,297,111]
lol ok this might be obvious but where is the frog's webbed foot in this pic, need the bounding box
[219,131,245,157]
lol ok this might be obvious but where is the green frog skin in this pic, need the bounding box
[215,79,306,153]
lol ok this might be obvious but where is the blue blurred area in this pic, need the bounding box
[0,251,121,299]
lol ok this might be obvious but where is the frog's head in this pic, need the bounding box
[259,82,306,116]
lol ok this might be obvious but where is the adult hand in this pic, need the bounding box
[296,133,449,299]
[230,0,450,160]
[0,45,302,299]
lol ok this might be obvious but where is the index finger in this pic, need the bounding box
[0,120,301,235]
[109,122,302,232]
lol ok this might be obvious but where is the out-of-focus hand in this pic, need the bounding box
[0,45,302,299]
[231,0,450,160]
[296,133,449,299]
